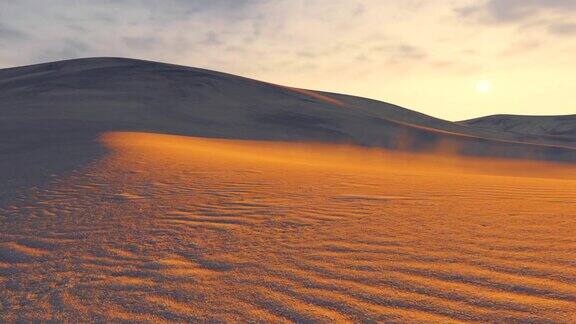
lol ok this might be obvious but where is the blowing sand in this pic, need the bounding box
[1,132,575,322]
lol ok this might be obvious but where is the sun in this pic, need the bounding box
[475,80,493,94]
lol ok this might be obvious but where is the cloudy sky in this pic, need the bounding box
[0,0,574,120]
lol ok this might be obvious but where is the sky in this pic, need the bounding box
[0,0,574,120]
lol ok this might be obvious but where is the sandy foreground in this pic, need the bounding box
[1,132,575,322]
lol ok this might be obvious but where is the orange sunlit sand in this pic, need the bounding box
[2,131,574,322]
[3,0,576,319]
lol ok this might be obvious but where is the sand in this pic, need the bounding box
[1,132,575,322]
[1,57,576,321]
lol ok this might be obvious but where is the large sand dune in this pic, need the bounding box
[1,58,575,321]
[1,57,575,161]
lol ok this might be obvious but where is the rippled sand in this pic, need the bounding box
[1,132,575,322]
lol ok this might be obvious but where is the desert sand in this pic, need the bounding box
[1,58,575,322]
[1,132,575,322]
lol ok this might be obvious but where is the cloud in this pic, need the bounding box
[457,0,576,36]
[396,45,427,60]
[370,44,427,63]
[123,36,160,50]
[457,0,576,22]
[500,39,542,56]
[0,1,562,78]
[35,39,92,62]
[0,1,437,68]
[549,22,576,35]
[0,23,29,41]
[201,31,223,46]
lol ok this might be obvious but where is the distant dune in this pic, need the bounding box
[460,114,576,146]
[1,57,575,162]
[1,58,575,322]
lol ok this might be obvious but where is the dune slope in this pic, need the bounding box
[461,114,576,146]
[1,57,575,162]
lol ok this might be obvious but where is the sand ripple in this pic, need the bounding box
[1,132,575,322]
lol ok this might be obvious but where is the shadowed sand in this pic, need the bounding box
[1,132,575,322]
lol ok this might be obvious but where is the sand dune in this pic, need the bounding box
[1,58,576,321]
[461,114,576,146]
[1,57,575,162]
[1,132,575,321]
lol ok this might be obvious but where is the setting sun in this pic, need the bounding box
[475,80,493,94]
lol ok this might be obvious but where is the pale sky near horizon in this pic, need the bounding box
[0,0,574,120]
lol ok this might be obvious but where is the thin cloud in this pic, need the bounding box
[549,22,576,35]
[457,0,576,36]
[123,36,160,50]
[457,0,576,22]
[0,22,29,41]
